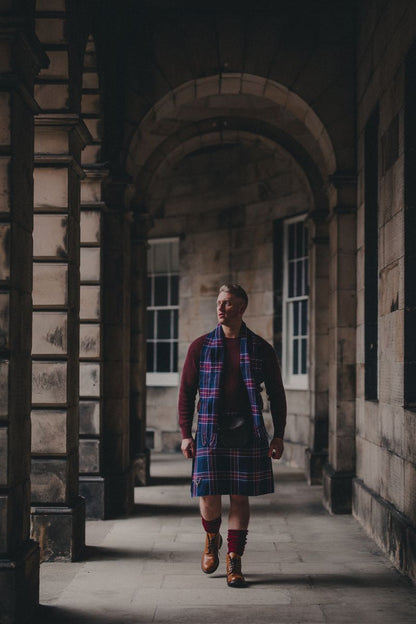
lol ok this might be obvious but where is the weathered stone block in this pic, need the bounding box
[80,211,101,244]
[79,476,105,519]
[31,410,67,454]
[79,401,100,435]
[31,497,85,562]
[80,248,100,281]
[80,323,100,358]
[0,360,9,417]
[38,49,68,79]
[79,440,99,473]
[34,83,69,111]
[0,292,9,349]
[32,312,67,355]
[31,459,67,504]
[33,168,68,209]
[0,223,11,280]
[79,362,100,397]
[0,157,11,213]
[32,361,67,404]
[0,92,10,144]
[33,264,68,306]
[0,426,7,486]
[80,285,100,320]
[33,215,68,258]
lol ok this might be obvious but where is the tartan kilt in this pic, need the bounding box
[191,421,274,497]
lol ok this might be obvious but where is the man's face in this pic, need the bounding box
[216,291,246,326]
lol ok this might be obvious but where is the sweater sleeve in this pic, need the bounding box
[178,335,205,439]
[262,341,287,439]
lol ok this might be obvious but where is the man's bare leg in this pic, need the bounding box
[228,495,250,529]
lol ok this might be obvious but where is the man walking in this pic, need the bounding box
[178,284,286,587]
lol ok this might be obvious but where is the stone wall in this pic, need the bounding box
[354,0,416,581]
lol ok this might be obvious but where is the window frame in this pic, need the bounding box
[146,237,179,387]
[282,214,309,390]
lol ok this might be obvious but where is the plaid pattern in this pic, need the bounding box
[192,323,274,497]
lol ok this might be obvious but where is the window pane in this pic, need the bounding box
[147,310,155,339]
[293,302,299,336]
[301,300,307,335]
[170,275,179,305]
[157,310,171,339]
[147,342,154,372]
[301,338,307,374]
[157,342,171,372]
[288,262,294,297]
[173,309,178,339]
[293,338,299,374]
[154,275,168,305]
[296,260,303,296]
[147,276,152,306]
[304,258,309,295]
[153,244,170,273]
[172,341,178,371]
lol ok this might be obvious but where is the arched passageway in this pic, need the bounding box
[1,2,416,622]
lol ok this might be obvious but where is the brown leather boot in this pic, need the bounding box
[226,552,246,587]
[201,532,222,574]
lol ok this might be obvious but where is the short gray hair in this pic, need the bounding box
[218,284,248,306]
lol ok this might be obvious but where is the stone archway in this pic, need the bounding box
[125,77,335,478]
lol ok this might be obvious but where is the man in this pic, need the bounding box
[178,284,286,588]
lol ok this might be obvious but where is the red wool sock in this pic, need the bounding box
[227,529,248,556]
[201,515,222,534]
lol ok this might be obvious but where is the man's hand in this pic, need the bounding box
[181,437,195,459]
[268,437,284,460]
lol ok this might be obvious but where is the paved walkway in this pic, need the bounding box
[35,454,416,623]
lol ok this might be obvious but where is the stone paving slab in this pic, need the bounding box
[35,454,416,623]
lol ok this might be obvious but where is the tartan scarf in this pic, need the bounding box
[198,322,264,447]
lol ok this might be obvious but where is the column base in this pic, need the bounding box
[353,478,416,582]
[79,476,105,519]
[31,496,85,562]
[305,448,328,485]
[105,466,134,517]
[322,463,354,514]
[0,540,39,624]
[132,449,151,486]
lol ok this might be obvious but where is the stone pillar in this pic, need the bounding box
[78,34,108,519]
[323,172,357,513]
[0,6,47,622]
[130,211,153,486]
[102,180,133,516]
[31,114,90,561]
[79,171,106,518]
[305,211,329,484]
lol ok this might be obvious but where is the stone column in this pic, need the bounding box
[79,171,106,518]
[102,180,133,516]
[31,114,90,561]
[305,212,329,484]
[0,6,47,622]
[130,211,153,486]
[323,172,357,513]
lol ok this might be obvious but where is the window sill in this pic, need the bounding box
[146,372,179,387]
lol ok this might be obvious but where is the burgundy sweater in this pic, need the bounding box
[178,334,287,440]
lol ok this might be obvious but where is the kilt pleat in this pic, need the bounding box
[191,432,274,497]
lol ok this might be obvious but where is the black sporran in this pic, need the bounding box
[218,412,251,448]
